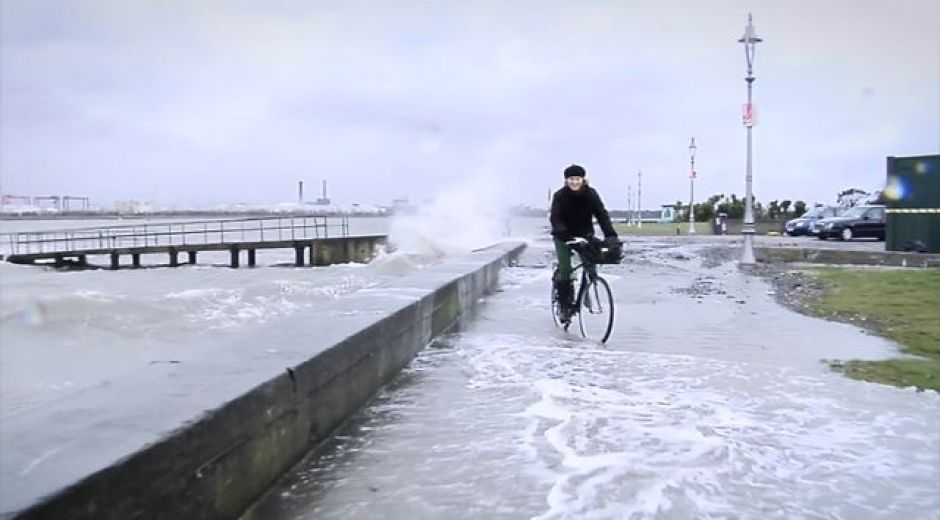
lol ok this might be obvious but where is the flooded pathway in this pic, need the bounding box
[245,238,940,519]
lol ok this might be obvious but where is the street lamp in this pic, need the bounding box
[738,13,761,266]
[637,170,643,229]
[688,137,697,234]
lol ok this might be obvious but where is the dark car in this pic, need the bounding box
[784,206,844,236]
[816,205,886,241]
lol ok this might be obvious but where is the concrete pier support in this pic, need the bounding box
[230,246,240,268]
[132,254,141,268]
[294,245,305,267]
[188,251,197,264]
[110,253,120,270]
[311,244,324,266]
[247,249,256,267]
[168,248,179,267]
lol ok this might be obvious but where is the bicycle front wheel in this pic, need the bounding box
[551,281,562,328]
[577,275,614,342]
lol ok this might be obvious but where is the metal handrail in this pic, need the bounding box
[3,215,351,255]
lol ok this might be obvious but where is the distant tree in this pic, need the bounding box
[780,200,792,216]
[767,200,779,219]
[706,194,723,207]
[837,188,869,207]
[727,194,745,219]
[715,194,731,216]
[674,200,684,222]
[694,202,715,223]
[793,200,807,216]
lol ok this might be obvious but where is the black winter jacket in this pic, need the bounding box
[550,185,618,241]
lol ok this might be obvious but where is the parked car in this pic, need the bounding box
[784,206,844,236]
[815,205,886,241]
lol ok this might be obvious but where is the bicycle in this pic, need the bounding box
[551,237,619,343]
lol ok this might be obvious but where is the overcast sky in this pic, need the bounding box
[1,0,937,210]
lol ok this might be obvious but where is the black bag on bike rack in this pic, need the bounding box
[582,241,623,264]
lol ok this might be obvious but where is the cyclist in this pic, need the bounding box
[550,164,620,322]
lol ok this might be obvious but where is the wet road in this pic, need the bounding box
[244,237,940,520]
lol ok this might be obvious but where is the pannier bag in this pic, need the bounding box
[582,241,623,264]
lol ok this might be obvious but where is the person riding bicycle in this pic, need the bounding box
[550,164,620,322]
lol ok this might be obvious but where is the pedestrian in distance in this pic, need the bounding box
[549,164,620,322]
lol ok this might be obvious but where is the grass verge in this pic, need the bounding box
[809,267,940,391]
[614,222,711,236]
[613,221,784,236]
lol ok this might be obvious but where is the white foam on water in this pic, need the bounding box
[366,247,439,276]
[0,245,439,418]
[450,333,940,519]
[388,179,511,256]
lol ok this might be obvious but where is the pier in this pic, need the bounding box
[2,216,386,269]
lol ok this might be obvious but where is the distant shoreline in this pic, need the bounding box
[1,209,645,221]
[0,211,391,221]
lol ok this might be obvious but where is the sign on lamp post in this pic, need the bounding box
[742,102,757,128]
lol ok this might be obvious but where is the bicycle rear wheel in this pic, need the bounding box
[577,275,614,342]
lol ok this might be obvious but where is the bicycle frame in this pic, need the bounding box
[570,260,597,314]
[552,237,617,342]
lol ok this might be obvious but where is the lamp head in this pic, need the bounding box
[738,13,762,71]
[737,13,762,45]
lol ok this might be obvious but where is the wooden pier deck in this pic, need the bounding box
[3,216,387,269]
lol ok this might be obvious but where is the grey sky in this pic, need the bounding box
[1,0,937,210]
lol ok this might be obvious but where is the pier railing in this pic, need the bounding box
[3,216,350,255]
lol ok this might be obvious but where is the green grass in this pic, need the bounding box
[809,267,940,391]
[614,220,785,236]
[614,222,712,236]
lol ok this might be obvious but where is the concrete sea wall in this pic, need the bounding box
[0,241,526,520]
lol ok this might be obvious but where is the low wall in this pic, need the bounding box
[0,241,526,520]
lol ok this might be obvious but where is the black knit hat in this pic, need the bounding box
[564,164,586,178]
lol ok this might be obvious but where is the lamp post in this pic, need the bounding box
[637,170,643,229]
[688,137,697,234]
[626,185,633,226]
[738,13,761,266]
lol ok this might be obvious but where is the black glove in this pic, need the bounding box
[603,236,623,263]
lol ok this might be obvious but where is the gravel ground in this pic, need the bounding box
[757,265,829,314]
[752,262,895,342]
[694,242,884,336]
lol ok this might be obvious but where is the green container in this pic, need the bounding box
[886,155,940,253]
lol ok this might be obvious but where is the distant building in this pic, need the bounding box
[660,204,678,223]
[315,180,331,205]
